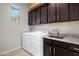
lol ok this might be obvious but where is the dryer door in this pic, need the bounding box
[22,34,31,53]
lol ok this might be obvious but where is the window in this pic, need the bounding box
[11,5,20,23]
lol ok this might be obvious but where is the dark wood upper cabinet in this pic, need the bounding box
[28,11,32,25]
[48,3,69,23]
[40,4,48,24]
[70,3,79,20]
[36,8,41,24]
[28,3,79,25]
[48,3,56,23]
[31,10,36,25]
[56,3,69,22]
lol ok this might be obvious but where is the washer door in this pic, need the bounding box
[30,35,43,56]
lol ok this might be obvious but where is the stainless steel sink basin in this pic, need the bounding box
[49,35,64,39]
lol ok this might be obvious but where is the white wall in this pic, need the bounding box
[0,3,29,53]
[30,21,79,34]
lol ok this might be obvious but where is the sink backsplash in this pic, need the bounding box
[30,21,79,38]
[63,33,79,38]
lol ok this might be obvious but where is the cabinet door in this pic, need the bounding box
[54,46,67,56]
[31,10,36,25]
[41,4,48,24]
[69,50,79,56]
[48,3,56,23]
[43,38,53,56]
[36,8,41,24]
[44,43,53,56]
[56,3,69,22]
[28,11,32,25]
[68,44,79,56]
[70,3,79,20]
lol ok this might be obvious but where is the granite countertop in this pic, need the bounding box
[43,35,79,45]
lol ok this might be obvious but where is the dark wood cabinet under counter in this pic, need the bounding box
[43,38,53,56]
[43,38,79,56]
[68,44,79,56]
[54,46,66,56]
[43,38,67,56]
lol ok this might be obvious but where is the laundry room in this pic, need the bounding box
[0,0,79,58]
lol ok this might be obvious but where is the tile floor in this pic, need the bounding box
[1,49,32,56]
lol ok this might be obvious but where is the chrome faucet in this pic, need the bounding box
[52,29,60,36]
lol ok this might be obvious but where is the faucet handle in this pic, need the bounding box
[52,29,60,36]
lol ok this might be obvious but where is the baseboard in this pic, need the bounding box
[0,46,21,55]
[22,48,33,56]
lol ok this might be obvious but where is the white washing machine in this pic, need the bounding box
[22,31,49,56]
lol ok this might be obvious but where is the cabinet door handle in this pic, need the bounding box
[73,48,79,51]
[50,46,51,53]
[57,15,59,20]
[53,48,55,55]
[41,17,43,23]
[54,16,55,20]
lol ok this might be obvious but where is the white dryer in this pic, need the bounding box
[22,31,49,56]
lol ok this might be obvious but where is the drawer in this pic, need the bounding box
[69,50,79,56]
[44,38,53,45]
[69,44,79,52]
[54,40,67,48]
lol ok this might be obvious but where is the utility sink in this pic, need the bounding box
[49,35,64,39]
